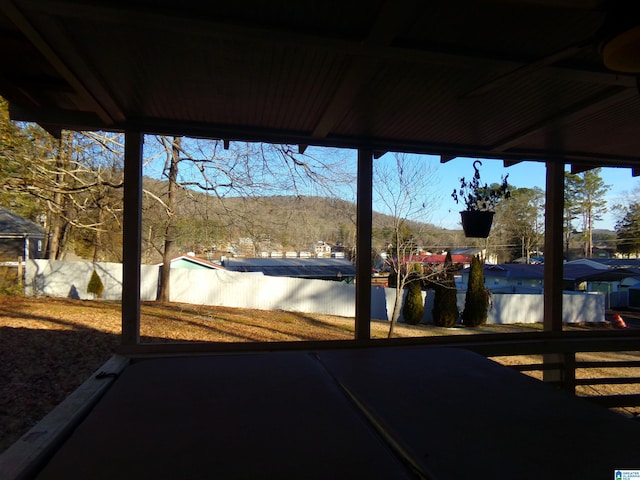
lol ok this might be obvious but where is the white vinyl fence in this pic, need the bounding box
[24,259,606,324]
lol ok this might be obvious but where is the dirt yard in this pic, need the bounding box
[1,295,638,453]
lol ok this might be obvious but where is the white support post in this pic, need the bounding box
[355,148,373,341]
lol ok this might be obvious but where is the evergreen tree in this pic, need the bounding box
[432,251,458,327]
[564,169,610,258]
[615,202,640,257]
[402,275,424,325]
[493,186,544,262]
[87,269,105,299]
[462,255,488,327]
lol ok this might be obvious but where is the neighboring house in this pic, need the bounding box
[569,257,640,270]
[564,259,640,309]
[458,262,640,308]
[451,247,497,265]
[415,253,472,269]
[222,256,356,282]
[0,207,46,262]
[313,241,332,257]
[460,263,545,293]
[396,253,472,276]
[157,254,226,270]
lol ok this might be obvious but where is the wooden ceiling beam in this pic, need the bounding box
[570,164,594,174]
[311,0,419,139]
[489,87,637,153]
[503,159,523,167]
[9,103,106,130]
[30,17,126,123]
[310,57,380,139]
[21,0,635,90]
[13,76,75,93]
[462,42,591,99]
[39,123,62,138]
[0,1,116,124]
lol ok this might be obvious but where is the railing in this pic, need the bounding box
[461,332,640,414]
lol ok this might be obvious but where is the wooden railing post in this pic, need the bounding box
[543,160,568,387]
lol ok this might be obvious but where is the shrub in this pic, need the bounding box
[432,252,458,327]
[462,255,488,327]
[87,269,105,299]
[402,278,424,325]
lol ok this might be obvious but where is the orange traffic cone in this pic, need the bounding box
[612,314,627,329]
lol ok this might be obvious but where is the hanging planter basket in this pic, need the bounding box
[460,211,494,238]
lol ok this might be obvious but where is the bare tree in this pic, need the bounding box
[373,153,440,337]
[154,136,180,302]
[1,99,125,260]
[141,137,356,300]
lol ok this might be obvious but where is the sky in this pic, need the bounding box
[425,156,639,231]
[142,138,639,232]
[332,149,640,232]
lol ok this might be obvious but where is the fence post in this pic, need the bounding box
[563,352,576,393]
[17,256,24,288]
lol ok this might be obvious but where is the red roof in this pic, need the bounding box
[401,254,471,264]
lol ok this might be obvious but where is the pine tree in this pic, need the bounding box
[564,169,610,258]
[616,202,640,257]
[462,255,488,327]
[402,276,424,325]
[87,269,105,299]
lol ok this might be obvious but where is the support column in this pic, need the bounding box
[543,160,564,332]
[122,131,143,347]
[355,148,373,341]
[543,160,569,386]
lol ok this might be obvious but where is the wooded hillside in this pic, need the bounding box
[141,177,464,262]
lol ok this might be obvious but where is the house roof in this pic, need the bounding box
[562,264,640,283]
[0,207,44,237]
[483,263,545,280]
[569,258,640,269]
[405,254,471,264]
[157,255,225,270]
[2,2,640,174]
[223,257,355,279]
[462,263,640,283]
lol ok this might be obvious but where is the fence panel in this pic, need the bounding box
[25,260,606,324]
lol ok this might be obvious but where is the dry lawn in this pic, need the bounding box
[1,295,638,453]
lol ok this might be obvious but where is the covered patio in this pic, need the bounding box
[1,1,639,478]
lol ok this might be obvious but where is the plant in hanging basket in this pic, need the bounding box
[451,160,510,238]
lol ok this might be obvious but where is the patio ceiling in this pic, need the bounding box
[1,0,640,171]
